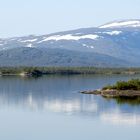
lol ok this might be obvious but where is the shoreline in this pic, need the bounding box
[81,89,140,98]
[0,67,140,77]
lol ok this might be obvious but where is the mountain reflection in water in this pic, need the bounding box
[0,75,140,125]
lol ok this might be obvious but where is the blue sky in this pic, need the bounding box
[0,0,140,37]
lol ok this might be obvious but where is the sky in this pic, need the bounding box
[0,0,140,38]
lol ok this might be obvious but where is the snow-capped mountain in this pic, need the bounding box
[99,20,140,28]
[0,20,140,67]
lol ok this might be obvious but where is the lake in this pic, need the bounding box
[0,74,140,140]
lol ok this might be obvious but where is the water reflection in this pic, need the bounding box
[115,97,140,105]
[101,111,140,125]
[0,75,140,125]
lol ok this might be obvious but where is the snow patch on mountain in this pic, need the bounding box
[97,31,122,35]
[103,31,122,35]
[100,20,140,28]
[38,34,99,43]
[26,44,33,47]
[82,44,94,49]
[20,39,37,43]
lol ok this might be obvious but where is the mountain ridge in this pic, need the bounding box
[0,19,140,67]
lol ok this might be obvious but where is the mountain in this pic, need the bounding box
[0,19,140,67]
[99,19,140,28]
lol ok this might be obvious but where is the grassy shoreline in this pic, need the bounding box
[0,67,140,76]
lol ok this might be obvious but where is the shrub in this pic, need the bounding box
[102,79,140,90]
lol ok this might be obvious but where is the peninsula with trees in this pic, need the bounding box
[81,79,140,98]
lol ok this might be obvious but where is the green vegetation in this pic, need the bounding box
[102,79,140,90]
[0,67,140,76]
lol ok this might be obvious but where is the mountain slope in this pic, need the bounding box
[0,47,129,67]
[0,19,140,67]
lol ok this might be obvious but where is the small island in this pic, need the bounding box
[81,79,140,98]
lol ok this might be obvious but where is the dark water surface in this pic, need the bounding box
[0,75,140,140]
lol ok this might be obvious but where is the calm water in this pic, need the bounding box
[0,75,140,140]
